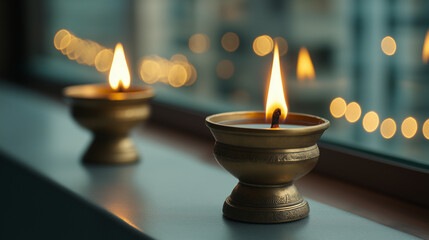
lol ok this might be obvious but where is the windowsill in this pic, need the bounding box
[146,122,429,239]
[1,80,428,239]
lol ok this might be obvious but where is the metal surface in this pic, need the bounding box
[64,84,154,164]
[206,111,329,223]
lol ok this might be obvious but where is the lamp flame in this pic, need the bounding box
[109,43,131,91]
[297,47,315,80]
[423,30,429,64]
[266,43,288,123]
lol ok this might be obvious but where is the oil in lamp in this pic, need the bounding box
[64,43,154,164]
[206,43,329,223]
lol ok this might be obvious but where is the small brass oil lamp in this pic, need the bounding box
[206,43,329,223]
[64,43,154,164]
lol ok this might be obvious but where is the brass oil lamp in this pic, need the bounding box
[64,43,154,164]
[206,43,329,223]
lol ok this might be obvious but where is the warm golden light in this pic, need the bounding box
[109,43,131,91]
[54,30,117,72]
[105,204,141,231]
[185,64,197,86]
[95,49,114,72]
[221,32,240,52]
[362,111,380,133]
[78,40,98,66]
[171,55,195,87]
[380,118,397,139]
[60,34,73,54]
[401,117,418,139]
[153,56,170,84]
[74,40,89,65]
[118,216,140,231]
[140,59,161,84]
[65,37,81,60]
[423,119,429,140]
[138,54,197,87]
[274,37,288,56]
[168,64,188,87]
[170,54,188,63]
[297,47,315,81]
[265,43,287,123]
[216,59,235,79]
[54,30,195,87]
[189,34,210,54]
[54,29,71,50]
[345,102,361,123]
[253,35,274,56]
[330,97,347,118]
[423,30,429,64]
[381,36,397,56]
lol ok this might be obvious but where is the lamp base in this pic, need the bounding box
[222,182,309,223]
[83,135,139,164]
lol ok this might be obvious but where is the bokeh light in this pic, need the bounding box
[189,33,210,54]
[139,58,161,84]
[401,117,418,139]
[84,42,100,63]
[253,35,273,56]
[168,64,188,87]
[330,95,424,140]
[60,34,73,54]
[138,54,197,87]
[423,119,429,140]
[74,40,90,64]
[54,29,114,72]
[345,102,362,123]
[171,55,196,86]
[170,54,188,63]
[380,118,397,139]
[94,49,114,72]
[154,56,170,84]
[54,29,71,50]
[65,37,83,60]
[330,97,347,118]
[221,32,239,52]
[216,59,235,79]
[381,36,397,56]
[273,37,288,56]
[80,41,100,66]
[362,111,380,133]
[185,64,197,86]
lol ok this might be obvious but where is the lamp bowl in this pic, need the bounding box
[206,111,329,223]
[64,84,154,164]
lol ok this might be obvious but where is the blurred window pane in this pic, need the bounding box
[23,0,429,169]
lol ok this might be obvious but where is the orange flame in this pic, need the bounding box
[423,30,429,64]
[109,43,131,91]
[297,47,315,80]
[265,43,288,123]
